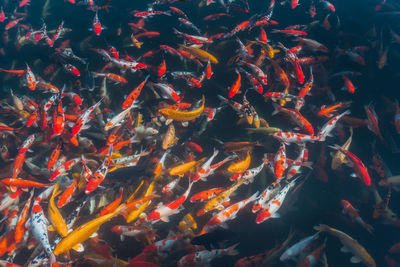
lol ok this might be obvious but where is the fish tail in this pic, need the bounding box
[115,203,126,215]
[225,243,239,256]
[313,224,330,232]
[364,222,374,234]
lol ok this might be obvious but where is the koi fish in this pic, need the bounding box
[54,203,125,255]
[341,200,373,234]
[31,185,59,266]
[328,145,371,186]
[159,95,205,122]
[228,69,242,98]
[90,11,103,36]
[72,98,102,136]
[25,64,37,91]
[256,179,296,224]
[178,244,239,266]
[313,224,376,267]
[85,145,113,194]
[146,181,193,222]
[200,192,258,234]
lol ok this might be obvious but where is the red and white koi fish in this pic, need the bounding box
[52,21,65,42]
[272,104,314,135]
[256,179,297,224]
[12,134,35,179]
[252,182,280,213]
[274,143,287,179]
[112,225,154,239]
[160,45,184,60]
[25,64,37,91]
[71,99,102,136]
[264,92,298,103]
[318,110,350,141]
[240,61,267,85]
[218,95,244,116]
[91,11,103,36]
[162,178,179,193]
[133,10,171,18]
[231,162,264,184]
[0,190,22,212]
[341,200,373,234]
[147,181,193,222]
[104,104,137,131]
[63,64,80,76]
[150,82,181,103]
[138,233,185,259]
[200,192,258,234]
[328,145,371,186]
[271,131,321,144]
[191,149,219,182]
[85,145,113,194]
[272,29,307,36]
[49,158,80,181]
[286,144,311,180]
[173,28,201,45]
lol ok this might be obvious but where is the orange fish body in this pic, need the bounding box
[228,70,241,98]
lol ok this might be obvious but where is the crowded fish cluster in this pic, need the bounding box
[0,0,399,266]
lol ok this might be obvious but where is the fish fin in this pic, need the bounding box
[160,216,170,222]
[226,243,239,256]
[81,124,91,130]
[350,172,358,178]
[48,225,55,231]
[72,243,84,252]
[220,222,229,229]
[350,256,362,263]
[271,212,280,218]
[90,232,98,238]
[271,103,280,116]
[340,246,350,253]
[301,161,313,169]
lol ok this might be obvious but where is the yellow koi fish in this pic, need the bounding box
[48,183,68,237]
[227,149,251,173]
[331,127,353,170]
[159,95,205,122]
[169,161,197,176]
[54,203,125,256]
[126,181,154,223]
[179,45,218,63]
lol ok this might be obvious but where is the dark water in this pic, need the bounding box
[1,0,400,266]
